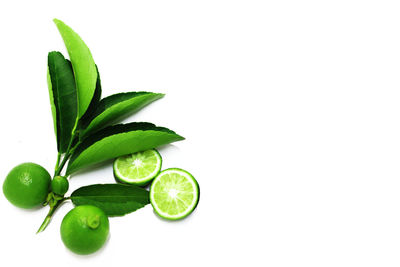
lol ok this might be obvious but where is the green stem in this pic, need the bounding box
[38,125,82,233]
[54,131,78,176]
[36,198,66,234]
[69,142,80,156]
[55,154,69,176]
[54,152,61,172]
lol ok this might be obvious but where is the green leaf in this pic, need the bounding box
[47,51,77,152]
[53,19,97,118]
[47,67,57,139]
[70,184,150,216]
[66,122,184,174]
[79,66,102,127]
[81,92,164,136]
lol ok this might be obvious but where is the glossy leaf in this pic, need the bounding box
[53,19,97,118]
[71,184,149,216]
[79,66,102,127]
[66,122,184,174]
[47,51,77,152]
[81,92,164,136]
[47,68,57,138]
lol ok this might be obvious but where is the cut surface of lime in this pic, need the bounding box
[114,149,162,186]
[150,168,199,220]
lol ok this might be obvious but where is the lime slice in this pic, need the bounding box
[150,168,199,220]
[113,149,162,186]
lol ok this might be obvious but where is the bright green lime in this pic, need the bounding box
[114,149,162,186]
[51,176,69,196]
[3,162,51,209]
[60,205,109,255]
[150,168,199,220]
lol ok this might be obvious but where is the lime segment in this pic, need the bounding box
[150,168,199,220]
[113,149,162,186]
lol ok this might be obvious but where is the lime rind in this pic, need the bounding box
[150,168,199,220]
[113,149,162,186]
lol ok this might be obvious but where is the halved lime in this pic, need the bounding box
[113,149,162,186]
[150,168,199,220]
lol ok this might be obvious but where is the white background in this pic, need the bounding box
[1,0,400,266]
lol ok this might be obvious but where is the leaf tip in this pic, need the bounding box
[176,134,185,141]
[48,51,62,58]
[53,19,66,33]
[53,18,63,23]
[53,19,70,33]
[53,18,61,25]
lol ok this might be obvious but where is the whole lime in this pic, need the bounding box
[51,176,69,196]
[60,205,109,255]
[3,162,51,209]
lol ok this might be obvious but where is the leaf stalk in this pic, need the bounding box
[55,152,61,172]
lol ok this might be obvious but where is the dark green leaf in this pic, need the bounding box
[79,66,102,127]
[53,19,97,118]
[66,122,184,174]
[81,92,164,136]
[70,184,149,216]
[47,51,77,152]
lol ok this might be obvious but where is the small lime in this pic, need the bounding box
[60,205,109,255]
[51,176,69,196]
[3,162,51,209]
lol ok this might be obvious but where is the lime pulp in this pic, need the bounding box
[113,149,162,186]
[150,168,199,220]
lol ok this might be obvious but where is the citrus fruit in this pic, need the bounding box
[60,205,109,255]
[150,168,199,220]
[3,162,51,209]
[114,149,162,186]
[51,176,69,195]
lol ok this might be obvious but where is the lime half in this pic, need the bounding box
[150,168,199,220]
[114,149,162,186]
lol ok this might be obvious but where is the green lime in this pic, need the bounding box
[60,205,109,255]
[114,149,162,186]
[150,168,199,220]
[51,176,69,196]
[3,162,51,209]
